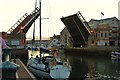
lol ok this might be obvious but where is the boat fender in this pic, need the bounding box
[51,60,57,67]
[63,62,72,71]
[63,62,68,67]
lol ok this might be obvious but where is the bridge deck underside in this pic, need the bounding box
[61,14,90,47]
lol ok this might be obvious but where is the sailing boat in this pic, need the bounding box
[27,0,72,79]
[27,51,72,79]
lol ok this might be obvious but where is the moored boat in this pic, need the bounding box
[27,0,72,79]
[27,50,72,79]
[111,51,120,59]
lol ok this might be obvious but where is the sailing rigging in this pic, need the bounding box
[27,0,72,79]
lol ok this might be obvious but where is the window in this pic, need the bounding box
[109,33,111,36]
[96,33,97,37]
[105,33,107,37]
[101,33,103,38]
[92,40,94,43]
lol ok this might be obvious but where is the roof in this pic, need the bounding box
[89,17,119,22]
[95,23,111,31]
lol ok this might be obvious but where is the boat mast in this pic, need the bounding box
[39,0,42,58]
[32,0,37,48]
[39,0,41,41]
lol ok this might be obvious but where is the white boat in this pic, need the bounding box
[111,51,120,59]
[27,0,72,79]
[27,53,72,79]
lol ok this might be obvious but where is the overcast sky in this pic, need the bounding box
[0,0,120,40]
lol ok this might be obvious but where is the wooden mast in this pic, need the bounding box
[39,0,42,58]
[32,0,37,49]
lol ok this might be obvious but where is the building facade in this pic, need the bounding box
[88,17,120,47]
[60,27,73,47]
[88,23,111,46]
[49,34,61,48]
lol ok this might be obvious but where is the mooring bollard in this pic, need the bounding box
[0,61,20,80]
[2,48,12,62]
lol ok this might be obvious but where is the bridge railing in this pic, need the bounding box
[7,7,40,34]
[14,7,40,34]
[77,11,93,34]
[7,13,28,34]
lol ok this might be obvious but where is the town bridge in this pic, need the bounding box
[6,7,40,46]
[61,11,92,47]
[7,7,40,34]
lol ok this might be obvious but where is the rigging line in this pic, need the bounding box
[41,0,49,40]
[42,0,49,39]
[46,0,53,38]
[33,0,37,42]
[46,0,50,39]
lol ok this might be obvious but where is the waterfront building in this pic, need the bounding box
[88,17,120,47]
[60,27,73,47]
[89,17,120,29]
[26,40,51,48]
[50,34,61,48]
[39,40,51,48]
[88,23,111,46]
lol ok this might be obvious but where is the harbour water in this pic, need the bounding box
[28,50,120,80]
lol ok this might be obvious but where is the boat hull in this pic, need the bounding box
[27,57,71,79]
[28,63,51,78]
[111,51,120,59]
[50,65,70,79]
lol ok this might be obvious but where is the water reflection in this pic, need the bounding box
[66,54,120,79]
[28,51,120,79]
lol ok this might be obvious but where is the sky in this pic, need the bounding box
[0,0,120,40]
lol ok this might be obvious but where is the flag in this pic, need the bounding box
[101,12,104,16]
